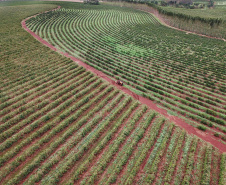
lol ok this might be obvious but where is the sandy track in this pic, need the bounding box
[21,7,226,153]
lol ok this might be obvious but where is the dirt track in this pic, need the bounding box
[148,7,226,42]
[21,6,226,153]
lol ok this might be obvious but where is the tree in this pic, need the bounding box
[84,0,99,5]
[208,0,214,8]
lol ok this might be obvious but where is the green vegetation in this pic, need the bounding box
[104,1,226,38]
[148,2,226,38]
[0,1,225,184]
[26,2,226,140]
[156,4,226,22]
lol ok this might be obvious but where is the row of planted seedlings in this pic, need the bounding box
[61,96,139,184]
[96,110,156,185]
[118,116,166,184]
[0,62,83,122]
[18,89,124,184]
[78,105,149,185]
[0,65,84,132]
[80,52,226,133]
[104,21,226,92]
[0,78,120,184]
[0,75,102,171]
[0,61,83,107]
[100,26,225,105]
[58,7,226,102]
[151,126,184,184]
[109,25,224,95]
[0,57,72,109]
[141,133,220,185]
[0,51,67,94]
[23,9,225,90]
[56,100,143,184]
[0,74,100,154]
[0,60,78,108]
[28,7,226,134]
[73,9,225,129]
[121,125,223,185]
[26,93,134,185]
[0,37,71,92]
[107,18,224,75]
[75,12,225,114]
[100,115,168,185]
[139,122,177,184]
[22,91,125,184]
[0,73,100,151]
[0,67,89,142]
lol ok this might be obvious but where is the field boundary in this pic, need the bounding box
[147,7,226,42]
[21,7,226,153]
[102,2,226,42]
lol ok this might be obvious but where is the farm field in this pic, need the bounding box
[157,2,226,37]
[159,4,226,20]
[101,1,226,39]
[25,2,226,141]
[0,1,226,185]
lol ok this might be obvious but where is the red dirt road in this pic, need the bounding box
[21,7,226,153]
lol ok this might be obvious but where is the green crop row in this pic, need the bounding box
[1,3,225,184]
[40,97,133,184]
[27,6,226,137]
[102,111,156,185]
[0,83,111,182]
[23,90,122,184]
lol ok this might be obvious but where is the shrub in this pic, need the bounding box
[197,125,206,131]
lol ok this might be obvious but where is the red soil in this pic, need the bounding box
[115,114,157,184]
[21,7,226,153]
[94,106,146,184]
[73,98,129,184]
[169,134,187,185]
[133,119,166,183]
[151,127,176,184]
[59,98,133,184]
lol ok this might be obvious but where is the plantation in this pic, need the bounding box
[159,5,226,20]
[0,1,225,185]
[25,2,226,141]
[150,2,226,38]
[102,1,226,39]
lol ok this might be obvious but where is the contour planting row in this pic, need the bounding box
[31,8,224,103]
[28,8,226,102]
[1,51,225,184]
[0,70,92,142]
[26,6,226,138]
[0,71,125,183]
[0,56,72,103]
[1,83,225,185]
[0,63,84,120]
[2,3,226,185]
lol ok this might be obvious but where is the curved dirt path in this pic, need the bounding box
[140,7,226,42]
[21,7,226,153]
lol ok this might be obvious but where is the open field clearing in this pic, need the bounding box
[0,1,225,184]
[25,2,226,142]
